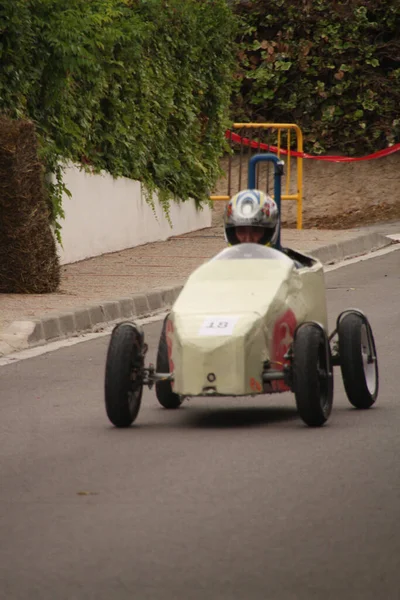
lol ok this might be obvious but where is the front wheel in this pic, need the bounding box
[293,324,333,427]
[105,322,144,427]
[338,312,378,409]
[155,316,183,409]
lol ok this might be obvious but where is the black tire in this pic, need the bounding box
[155,316,183,409]
[338,313,378,409]
[293,324,334,427]
[105,322,144,427]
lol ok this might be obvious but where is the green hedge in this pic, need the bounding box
[231,0,400,154]
[0,0,236,235]
[0,117,60,293]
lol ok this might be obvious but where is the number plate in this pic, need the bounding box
[198,315,240,337]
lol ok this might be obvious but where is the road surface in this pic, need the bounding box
[1,250,399,599]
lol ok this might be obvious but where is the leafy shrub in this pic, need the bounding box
[0,0,236,234]
[231,0,400,154]
[0,117,60,293]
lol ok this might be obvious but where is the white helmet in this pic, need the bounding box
[224,189,279,246]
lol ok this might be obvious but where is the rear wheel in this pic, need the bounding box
[155,316,183,409]
[293,324,333,427]
[105,322,144,427]
[338,312,378,409]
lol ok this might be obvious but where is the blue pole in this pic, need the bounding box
[248,153,284,248]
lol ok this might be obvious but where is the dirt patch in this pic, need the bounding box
[212,152,400,229]
[300,199,400,229]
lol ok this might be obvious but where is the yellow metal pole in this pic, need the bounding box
[286,129,291,196]
[295,125,303,230]
[233,123,300,129]
[277,128,281,159]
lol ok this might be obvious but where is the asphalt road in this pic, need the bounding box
[1,250,399,600]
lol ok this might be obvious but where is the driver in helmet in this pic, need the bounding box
[223,189,304,267]
[224,189,279,247]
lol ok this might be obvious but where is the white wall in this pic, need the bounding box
[56,165,212,265]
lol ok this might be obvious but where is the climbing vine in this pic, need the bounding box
[0,0,236,234]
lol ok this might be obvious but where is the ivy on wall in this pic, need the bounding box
[231,0,400,154]
[0,0,236,237]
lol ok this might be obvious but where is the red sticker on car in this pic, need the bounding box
[271,309,297,392]
[250,377,262,393]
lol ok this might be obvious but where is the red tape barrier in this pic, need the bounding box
[226,131,400,163]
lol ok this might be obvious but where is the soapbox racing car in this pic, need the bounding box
[104,155,379,428]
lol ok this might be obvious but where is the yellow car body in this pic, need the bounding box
[166,244,328,397]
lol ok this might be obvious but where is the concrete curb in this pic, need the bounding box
[0,286,184,357]
[311,232,393,264]
[0,232,395,357]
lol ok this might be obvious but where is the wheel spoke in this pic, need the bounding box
[338,313,378,409]
[104,322,144,427]
[293,324,333,427]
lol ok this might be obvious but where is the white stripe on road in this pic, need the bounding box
[387,233,400,242]
[0,238,399,366]
[0,312,170,366]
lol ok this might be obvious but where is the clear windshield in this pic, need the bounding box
[211,244,294,262]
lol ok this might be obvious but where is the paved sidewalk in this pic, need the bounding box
[0,221,398,357]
